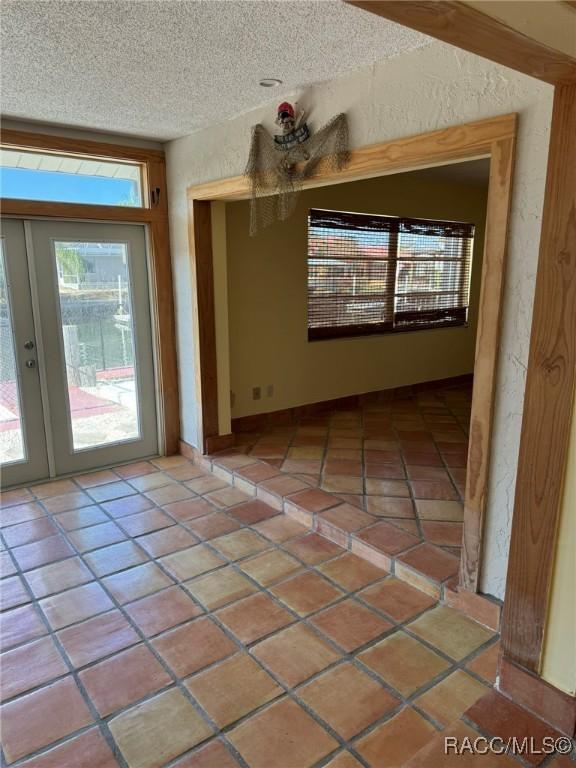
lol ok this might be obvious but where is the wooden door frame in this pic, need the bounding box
[0,129,180,456]
[344,0,576,699]
[186,112,518,594]
[501,84,576,672]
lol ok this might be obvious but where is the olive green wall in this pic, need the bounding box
[226,170,488,418]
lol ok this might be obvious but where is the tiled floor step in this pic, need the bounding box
[404,688,569,767]
[200,451,501,629]
[233,380,472,565]
[3,453,566,766]
[1,453,508,767]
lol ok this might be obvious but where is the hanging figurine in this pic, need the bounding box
[273,101,310,151]
[245,101,349,235]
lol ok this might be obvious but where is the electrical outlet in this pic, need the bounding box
[252,386,261,401]
[266,384,274,398]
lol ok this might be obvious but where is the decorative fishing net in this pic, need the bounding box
[245,112,350,235]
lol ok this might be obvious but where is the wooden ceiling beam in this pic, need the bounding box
[345,1,576,85]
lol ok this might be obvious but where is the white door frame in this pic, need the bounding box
[1,216,162,486]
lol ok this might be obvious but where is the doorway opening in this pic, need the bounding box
[186,114,517,593]
[224,160,489,579]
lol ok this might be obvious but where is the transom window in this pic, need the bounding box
[307,208,474,341]
[0,148,143,207]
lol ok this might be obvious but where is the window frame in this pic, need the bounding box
[0,128,179,455]
[307,207,474,342]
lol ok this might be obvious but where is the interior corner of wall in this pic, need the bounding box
[210,201,232,436]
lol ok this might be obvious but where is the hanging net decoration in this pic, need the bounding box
[245,103,350,235]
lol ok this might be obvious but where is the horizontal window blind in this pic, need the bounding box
[308,208,474,340]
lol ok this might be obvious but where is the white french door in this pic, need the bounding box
[1,220,49,484]
[0,218,158,487]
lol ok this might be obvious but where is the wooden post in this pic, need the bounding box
[501,85,576,671]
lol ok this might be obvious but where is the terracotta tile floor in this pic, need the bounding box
[0,453,561,767]
[235,380,471,564]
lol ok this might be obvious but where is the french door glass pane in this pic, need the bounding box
[0,244,26,464]
[54,240,141,451]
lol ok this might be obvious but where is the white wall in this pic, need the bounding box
[165,41,553,599]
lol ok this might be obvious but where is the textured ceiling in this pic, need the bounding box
[0,0,431,141]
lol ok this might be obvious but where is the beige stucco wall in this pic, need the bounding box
[225,171,487,418]
[541,399,576,696]
[166,40,554,598]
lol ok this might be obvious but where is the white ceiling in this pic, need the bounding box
[0,0,431,141]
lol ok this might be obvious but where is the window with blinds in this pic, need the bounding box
[308,208,474,341]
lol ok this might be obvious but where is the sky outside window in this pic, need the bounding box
[0,149,142,207]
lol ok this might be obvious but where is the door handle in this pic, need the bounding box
[25,359,37,369]
[24,340,35,350]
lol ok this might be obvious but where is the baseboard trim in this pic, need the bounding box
[443,579,501,631]
[205,433,235,454]
[179,439,201,462]
[232,374,474,432]
[180,434,236,458]
[498,656,576,736]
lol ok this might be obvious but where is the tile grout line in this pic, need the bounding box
[1,460,467,643]
[224,392,469,584]
[1,450,497,768]
[5,471,254,768]
[235,471,459,600]
[0,522,131,768]
[174,511,504,760]
[1,464,215,764]
[1,462,371,766]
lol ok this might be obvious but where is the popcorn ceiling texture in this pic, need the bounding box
[166,41,553,600]
[0,0,430,140]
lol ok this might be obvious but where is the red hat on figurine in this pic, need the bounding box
[277,102,295,118]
